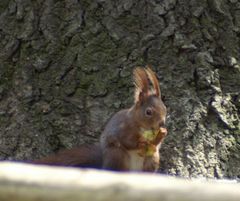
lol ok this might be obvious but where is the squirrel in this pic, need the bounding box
[33,67,167,172]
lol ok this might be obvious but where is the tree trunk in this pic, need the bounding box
[0,0,239,178]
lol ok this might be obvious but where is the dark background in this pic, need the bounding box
[0,0,239,178]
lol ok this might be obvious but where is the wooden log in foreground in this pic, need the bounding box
[0,162,239,201]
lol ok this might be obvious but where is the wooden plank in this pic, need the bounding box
[0,162,239,201]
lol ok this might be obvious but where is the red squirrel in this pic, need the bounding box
[34,67,167,172]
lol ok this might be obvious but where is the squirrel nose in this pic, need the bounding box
[159,120,165,128]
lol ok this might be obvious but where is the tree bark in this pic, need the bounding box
[0,0,239,178]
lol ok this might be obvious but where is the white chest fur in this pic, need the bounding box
[128,150,144,171]
[127,144,161,171]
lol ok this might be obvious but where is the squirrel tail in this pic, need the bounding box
[32,143,102,169]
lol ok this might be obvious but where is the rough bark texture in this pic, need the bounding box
[0,0,239,178]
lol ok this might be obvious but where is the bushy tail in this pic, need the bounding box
[32,143,102,169]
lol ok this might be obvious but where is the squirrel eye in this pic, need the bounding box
[145,107,153,117]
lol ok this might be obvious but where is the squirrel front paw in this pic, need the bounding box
[159,127,168,137]
[137,139,157,157]
[151,127,168,145]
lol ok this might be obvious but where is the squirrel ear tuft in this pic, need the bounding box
[133,67,149,104]
[145,66,161,98]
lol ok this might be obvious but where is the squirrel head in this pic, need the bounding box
[133,66,166,131]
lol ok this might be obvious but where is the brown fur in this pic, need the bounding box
[145,66,161,97]
[142,128,167,172]
[143,154,160,172]
[133,67,149,103]
[102,146,129,171]
[33,144,102,168]
[34,67,167,172]
[100,66,167,172]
